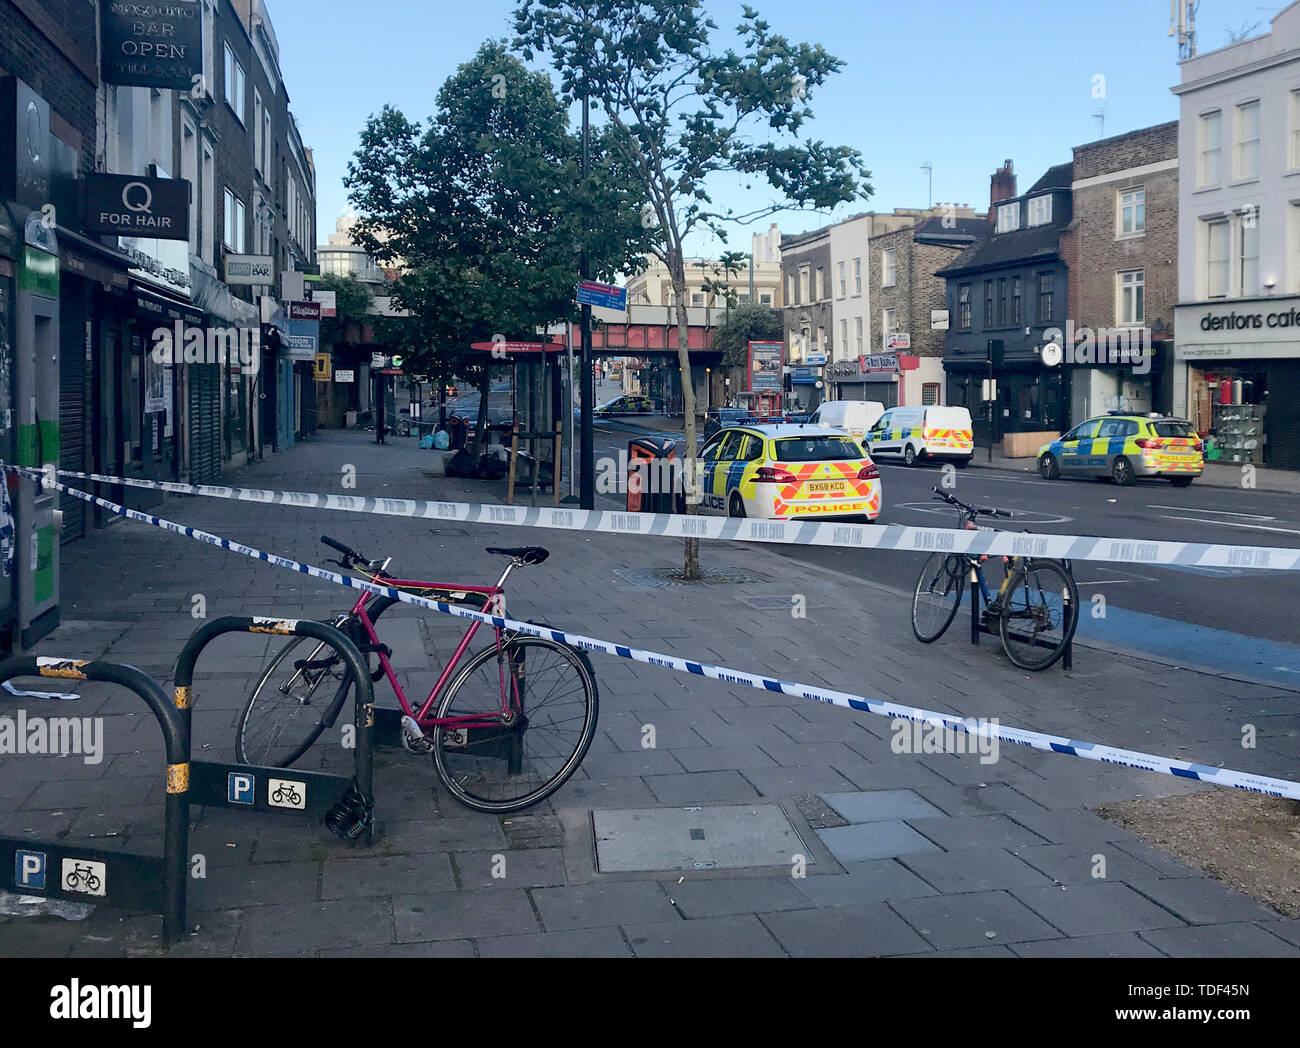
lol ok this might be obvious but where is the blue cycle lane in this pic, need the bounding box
[1074,602,1300,689]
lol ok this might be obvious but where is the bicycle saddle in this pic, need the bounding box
[485,546,550,565]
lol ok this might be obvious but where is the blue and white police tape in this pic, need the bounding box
[11,463,1300,572]
[18,467,1300,802]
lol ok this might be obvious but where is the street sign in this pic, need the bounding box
[931,310,950,330]
[100,0,203,90]
[805,353,827,365]
[286,334,318,361]
[982,378,998,401]
[576,280,627,311]
[469,341,560,354]
[886,332,911,350]
[371,352,389,369]
[314,354,332,381]
[83,174,191,240]
[315,290,337,317]
[335,370,355,383]
[858,354,899,373]
[747,341,783,392]
[282,270,305,303]
[225,255,274,286]
[289,301,322,322]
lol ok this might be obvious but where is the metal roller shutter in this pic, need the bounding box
[188,362,221,484]
[59,291,88,542]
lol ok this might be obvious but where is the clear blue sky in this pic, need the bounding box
[269,0,1285,255]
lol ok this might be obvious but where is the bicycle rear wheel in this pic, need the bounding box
[912,553,967,643]
[236,636,350,767]
[432,636,598,813]
[998,560,1078,671]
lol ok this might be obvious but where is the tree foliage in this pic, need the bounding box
[317,274,373,349]
[515,0,870,574]
[713,302,784,369]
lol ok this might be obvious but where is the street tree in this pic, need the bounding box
[345,40,650,457]
[713,301,784,370]
[516,0,870,577]
[317,274,373,351]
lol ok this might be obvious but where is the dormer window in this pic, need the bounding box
[996,201,1021,233]
[1026,195,1052,227]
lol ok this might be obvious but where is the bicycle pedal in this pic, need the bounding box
[400,714,433,754]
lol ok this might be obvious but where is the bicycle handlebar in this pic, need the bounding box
[930,487,1011,519]
[321,535,359,559]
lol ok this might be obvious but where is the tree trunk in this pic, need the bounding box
[671,266,701,580]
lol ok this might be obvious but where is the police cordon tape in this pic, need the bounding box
[8,464,1300,802]
[12,464,1300,572]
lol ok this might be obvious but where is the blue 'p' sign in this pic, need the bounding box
[15,850,46,890]
[228,772,255,805]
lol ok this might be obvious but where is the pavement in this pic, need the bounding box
[1,428,1298,957]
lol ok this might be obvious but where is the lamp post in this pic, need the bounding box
[578,85,595,510]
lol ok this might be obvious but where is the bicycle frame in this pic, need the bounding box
[348,559,522,730]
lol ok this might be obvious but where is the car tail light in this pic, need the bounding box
[755,466,797,484]
[1190,439,1203,452]
[1135,438,1164,450]
[857,463,880,481]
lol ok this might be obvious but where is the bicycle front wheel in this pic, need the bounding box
[236,636,349,767]
[432,636,599,813]
[999,560,1078,671]
[912,553,967,643]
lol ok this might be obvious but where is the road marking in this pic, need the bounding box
[1148,504,1277,521]
[893,501,1074,525]
[1158,514,1300,537]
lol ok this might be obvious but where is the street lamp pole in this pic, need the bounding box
[579,86,596,510]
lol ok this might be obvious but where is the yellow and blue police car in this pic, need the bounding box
[1037,413,1204,486]
[692,423,882,520]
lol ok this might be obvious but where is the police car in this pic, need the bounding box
[593,394,653,417]
[1037,413,1204,486]
[692,424,882,520]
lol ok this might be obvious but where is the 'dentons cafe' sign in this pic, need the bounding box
[100,1,204,91]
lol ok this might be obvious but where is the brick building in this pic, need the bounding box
[1061,121,1178,420]
[780,225,832,411]
[865,216,984,406]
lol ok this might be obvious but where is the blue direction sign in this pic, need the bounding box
[576,280,627,311]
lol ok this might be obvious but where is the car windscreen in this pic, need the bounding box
[1152,421,1194,438]
[773,437,865,462]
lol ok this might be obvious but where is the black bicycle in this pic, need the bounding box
[911,488,1079,670]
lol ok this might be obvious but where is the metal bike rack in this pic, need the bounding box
[0,657,190,945]
[967,566,1076,671]
[174,617,376,845]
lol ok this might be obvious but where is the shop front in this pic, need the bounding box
[945,360,1067,448]
[1173,297,1300,471]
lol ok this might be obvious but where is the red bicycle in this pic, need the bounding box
[235,535,599,813]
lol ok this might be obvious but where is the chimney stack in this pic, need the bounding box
[989,159,1016,222]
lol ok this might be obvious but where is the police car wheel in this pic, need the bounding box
[1168,475,1195,488]
[1038,453,1060,480]
[1112,456,1136,486]
[904,445,918,467]
[728,492,746,518]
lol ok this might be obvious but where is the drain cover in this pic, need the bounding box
[612,566,769,589]
[593,805,811,873]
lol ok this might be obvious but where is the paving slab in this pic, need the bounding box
[531,881,677,931]
[1138,923,1300,957]
[660,876,814,918]
[889,891,1064,950]
[815,821,942,862]
[792,859,939,908]
[820,789,945,824]
[760,903,933,957]
[623,915,787,957]
[1013,883,1188,938]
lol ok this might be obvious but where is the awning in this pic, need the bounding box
[55,227,133,289]
[129,282,206,327]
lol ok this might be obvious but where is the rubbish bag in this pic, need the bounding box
[0,890,94,921]
[432,429,450,450]
[418,432,435,450]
